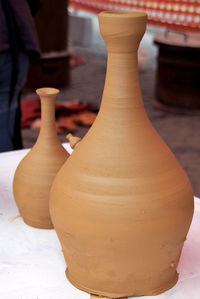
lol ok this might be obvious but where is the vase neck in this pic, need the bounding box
[37,95,58,141]
[101,51,143,109]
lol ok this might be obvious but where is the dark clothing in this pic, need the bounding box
[0,0,40,152]
[0,0,40,55]
[0,51,29,152]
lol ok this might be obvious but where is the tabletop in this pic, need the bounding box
[0,145,200,299]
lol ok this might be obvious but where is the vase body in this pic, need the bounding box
[13,88,69,229]
[50,11,194,297]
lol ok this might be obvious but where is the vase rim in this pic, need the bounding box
[36,87,60,97]
[99,10,147,19]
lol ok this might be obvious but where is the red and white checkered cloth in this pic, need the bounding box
[70,0,200,32]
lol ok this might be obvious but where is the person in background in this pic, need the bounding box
[0,0,40,152]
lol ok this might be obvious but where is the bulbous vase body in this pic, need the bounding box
[13,88,69,229]
[50,12,194,297]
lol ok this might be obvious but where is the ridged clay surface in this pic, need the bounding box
[50,11,194,297]
[13,88,69,229]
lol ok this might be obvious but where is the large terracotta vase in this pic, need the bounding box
[50,11,194,298]
[13,88,69,229]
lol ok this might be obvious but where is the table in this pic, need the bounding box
[0,145,200,299]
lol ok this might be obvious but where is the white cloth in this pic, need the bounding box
[0,145,199,299]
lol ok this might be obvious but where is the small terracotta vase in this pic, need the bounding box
[50,11,194,298]
[13,88,69,229]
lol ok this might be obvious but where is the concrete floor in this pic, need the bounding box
[22,15,200,197]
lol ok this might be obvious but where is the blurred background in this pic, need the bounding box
[1,0,200,195]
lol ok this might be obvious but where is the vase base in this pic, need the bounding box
[90,295,127,299]
[65,268,178,298]
[90,294,128,299]
[23,218,53,229]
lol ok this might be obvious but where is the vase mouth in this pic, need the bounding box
[36,87,60,97]
[99,10,147,19]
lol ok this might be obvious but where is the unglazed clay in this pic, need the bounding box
[13,88,69,229]
[50,11,194,298]
[90,296,127,299]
